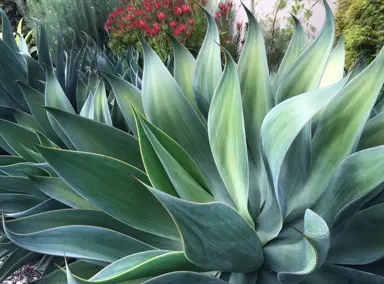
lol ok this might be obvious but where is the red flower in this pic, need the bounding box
[170,20,177,28]
[139,19,147,28]
[219,3,226,11]
[201,0,207,5]
[189,18,195,26]
[154,1,161,9]
[145,27,152,35]
[145,4,153,12]
[228,1,233,9]
[175,6,183,16]
[152,28,160,36]
[215,11,221,20]
[236,22,242,30]
[164,0,170,5]
[153,22,161,31]
[173,28,180,36]
[182,4,191,14]
[126,4,134,11]
[178,24,186,32]
[157,12,165,20]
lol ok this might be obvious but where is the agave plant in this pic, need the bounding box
[1,0,384,283]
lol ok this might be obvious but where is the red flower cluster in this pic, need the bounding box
[106,0,202,39]
[215,1,234,21]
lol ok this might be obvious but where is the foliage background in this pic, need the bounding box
[16,0,120,54]
[335,0,384,69]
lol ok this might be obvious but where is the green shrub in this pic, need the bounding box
[18,0,119,54]
[335,0,384,68]
[1,1,384,283]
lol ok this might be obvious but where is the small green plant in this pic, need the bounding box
[18,0,120,54]
[1,1,384,283]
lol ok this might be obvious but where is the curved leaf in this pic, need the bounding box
[327,203,384,265]
[44,107,144,170]
[45,69,75,149]
[5,209,179,250]
[208,50,251,224]
[28,176,98,210]
[37,146,179,240]
[149,188,263,273]
[276,0,335,103]
[93,80,112,126]
[171,37,199,114]
[18,82,63,145]
[5,199,66,218]
[273,15,305,92]
[136,114,212,202]
[141,40,232,205]
[0,193,43,214]
[193,7,221,117]
[320,35,345,88]
[358,112,384,150]
[0,9,18,52]
[4,223,154,263]
[313,146,384,244]
[287,46,384,219]
[103,72,145,135]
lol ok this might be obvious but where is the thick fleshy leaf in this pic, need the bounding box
[263,227,317,284]
[145,272,228,284]
[358,112,384,150]
[23,55,45,92]
[45,69,76,149]
[5,198,66,218]
[320,35,345,88]
[0,249,40,281]
[259,76,348,242]
[276,0,335,103]
[303,264,384,284]
[313,146,384,244]
[0,9,18,52]
[18,82,63,145]
[136,114,212,202]
[0,40,28,110]
[141,40,232,205]
[193,7,221,117]
[327,203,384,265]
[56,34,66,91]
[0,105,41,131]
[5,209,179,250]
[76,79,88,113]
[273,15,305,92]
[0,176,47,197]
[66,259,79,284]
[208,50,252,224]
[35,261,102,284]
[93,80,113,126]
[28,176,97,210]
[287,46,384,220]
[264,210,329,284]
[0,119,40,161]
[80,93,95,120]
[44,107,144,170]
[74,251,202,283]
[0,193,43,214]
[37,146,179,240]
[0,162,48,177]
[149,188,263,272]
[36,22,53,71]
[103,72,145,135]
[0,156,24,165]
[238,6,288,218]
[4,222,154,263]
[171,37,199,114]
